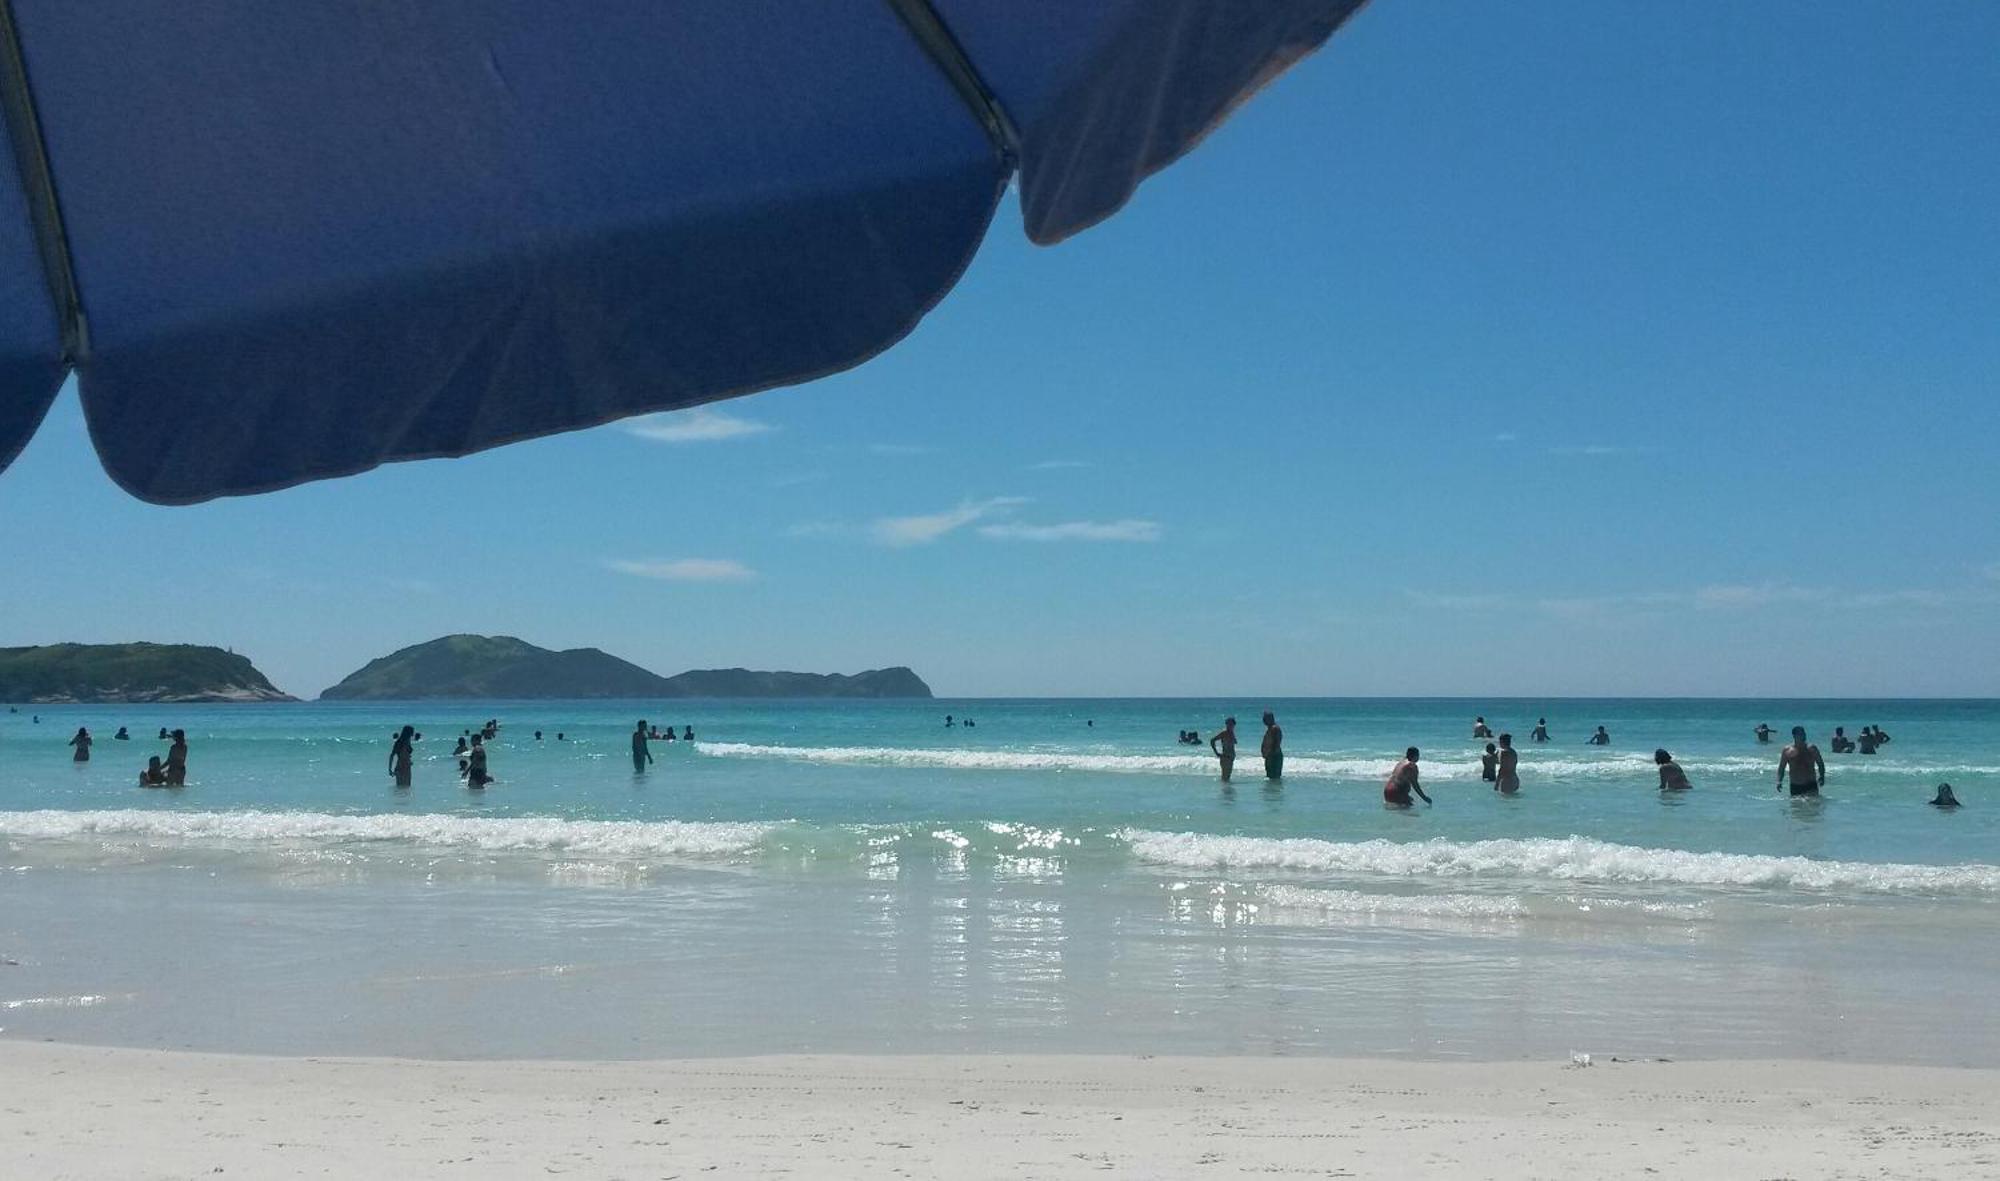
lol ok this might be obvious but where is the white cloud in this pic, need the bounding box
[1546,444,1641,457]
[1028,460,1094,471]
[979,519,1161,543]
[624,407,775,443]
[870,497,1026,547]
[1405,590,1510,611]
[605,558,756,582]
[1692,583,1828,610]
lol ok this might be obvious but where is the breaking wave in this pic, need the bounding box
[0,809,772,859]
[1122,830,2000,895]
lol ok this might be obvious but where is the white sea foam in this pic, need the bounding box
[1251,884,1528,920]
[695,741,1977,783]
[1121,830,2000,894]
[0,810,772,859]
[698,742,1574,781]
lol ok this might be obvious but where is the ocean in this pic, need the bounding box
[3,698,1995,1064]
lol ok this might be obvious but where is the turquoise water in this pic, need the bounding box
[3,698,1996,1063]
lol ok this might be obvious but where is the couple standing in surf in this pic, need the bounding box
[1210,712,1283,784]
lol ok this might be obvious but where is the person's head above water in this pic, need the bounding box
[1224,717,1236,728]
[1654,748,1673,764]
[1792,726,1807,740]
[636,720,647,731]
[170,729,185,742]
[1262,711,1275,726]
[1930,784,1961,807]
[1498,733,1512,747]
[1484,742,1496,755]
[398,724,414,741]
[1405,746,1420,761]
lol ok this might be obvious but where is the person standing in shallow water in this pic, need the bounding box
[163,729,188,785]
[1777,726,1825,797]
[1384,747,1433,807]
[1531,718,1550,743]
[1495,733,1519,795]
[389,725,415,788]
[465,735,490,788]
[1261,712,1283,780]
[632,720,654,774]
[69,727,92,762]
[1209,717,1238,784]
[1480,743,1498,783]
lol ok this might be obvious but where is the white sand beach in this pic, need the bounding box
[5,1044,1997,1179]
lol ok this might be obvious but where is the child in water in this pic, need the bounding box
[138,756,167,787]
[1480,743,1498,783]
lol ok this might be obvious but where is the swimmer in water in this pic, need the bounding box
[1495,733,1519,795]
[138,756,167,787]
[1384,747,1433,807]
[1210,717,1238,784]
[163,730,188,786]
[465,735,490,788]
[1531,718,1550,743]
[69,727,92,762]
[1776,726,1825,796]
[1472,716,1493,739]
[1261,711,1283,781]
[632,720,654,773]
[1754,723,1773,744]
[1655,748,1692,791]
[1480,743,1498,783]
[1929,784,1960,808]
[389,724,415,788]
[1588,725,1610,746]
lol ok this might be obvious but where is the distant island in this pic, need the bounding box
[0,643,296,703]
[318,635,932,700]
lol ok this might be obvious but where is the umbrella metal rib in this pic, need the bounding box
[0,0,84,367]
[883,0,1020,170]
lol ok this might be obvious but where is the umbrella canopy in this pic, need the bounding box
[0,0,1366,503]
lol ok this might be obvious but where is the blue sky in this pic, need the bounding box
[4,0,1998,699]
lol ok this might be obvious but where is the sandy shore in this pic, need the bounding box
[3,1044,1997,1179]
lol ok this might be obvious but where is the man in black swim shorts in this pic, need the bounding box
[1777,726,1826,796]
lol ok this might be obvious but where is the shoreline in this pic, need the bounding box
[7,1043,1998,1178]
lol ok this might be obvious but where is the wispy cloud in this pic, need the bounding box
[1404,590,1509,612]
[1028,460,1094,471]
[605,558,756,582]
[1692,583,1829,610]
[770,471,826,489]
[870,497,1026,547]
[624,407,775,443]
[1413,581,1979,619]
[979,519,1161,543]
[1546,444,1643,457]
[1493,432,1519,444]
[869,442,935,457]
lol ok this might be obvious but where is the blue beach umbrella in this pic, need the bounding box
[0,0,1367,503]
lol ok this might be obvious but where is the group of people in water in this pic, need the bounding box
[389,718,701,788]
[59,725,188,786]
[1184,713,1961,809]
